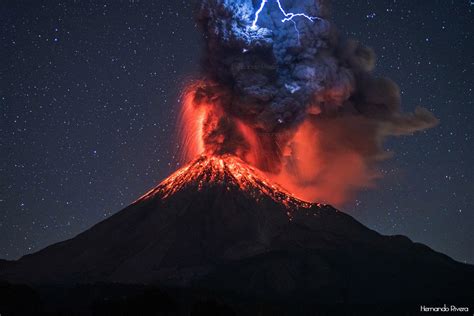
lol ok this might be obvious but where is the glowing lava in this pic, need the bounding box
[136,154,313,213]
[176,83,207,163]
[170,82,320,206]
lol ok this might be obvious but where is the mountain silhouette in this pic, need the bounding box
[1,155,473,305]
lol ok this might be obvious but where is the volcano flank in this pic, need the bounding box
[1,155,473,308]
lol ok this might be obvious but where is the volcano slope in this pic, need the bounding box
[1,155,473,305]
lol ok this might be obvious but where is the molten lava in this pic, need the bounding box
[173,82,325,206]
[137,154,313,213]
[177,84,207,162]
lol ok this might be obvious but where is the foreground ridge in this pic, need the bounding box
[136,154,313,211]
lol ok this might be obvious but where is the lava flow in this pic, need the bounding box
[136,154,313,211]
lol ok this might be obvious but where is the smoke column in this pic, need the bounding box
[179,0,438,205]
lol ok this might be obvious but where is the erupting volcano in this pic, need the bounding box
[170,0,439,205]
[1,145,473,303]
[1,0,472,312]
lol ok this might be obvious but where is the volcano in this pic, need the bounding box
[1,155,473,305]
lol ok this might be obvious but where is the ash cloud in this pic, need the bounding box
[188,0,438,204]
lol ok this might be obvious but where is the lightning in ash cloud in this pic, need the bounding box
[251,0,321,30]
[251,0,268,29]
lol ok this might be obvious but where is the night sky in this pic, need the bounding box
[1,0,473,264]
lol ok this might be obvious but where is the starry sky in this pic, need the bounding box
[1,0,473,263]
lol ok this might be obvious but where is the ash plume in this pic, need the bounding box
[183,0,438,205]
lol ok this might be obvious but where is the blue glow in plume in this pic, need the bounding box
[251,0,321,30]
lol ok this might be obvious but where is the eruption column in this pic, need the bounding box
[191,0,438,205]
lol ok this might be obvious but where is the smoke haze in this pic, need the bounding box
[179,0,438,205]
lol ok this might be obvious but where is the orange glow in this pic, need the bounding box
[269,119,378,206]
[235,120,262,166]
[177,84,206,163]
[136,154,313,213]
[171,82,375,208]
[235,120,284,173]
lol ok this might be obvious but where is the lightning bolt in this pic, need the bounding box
[275,0,321,23]
[251,0,268,29]
[251,0,321,40]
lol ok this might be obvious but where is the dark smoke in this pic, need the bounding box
[190,0,438,204]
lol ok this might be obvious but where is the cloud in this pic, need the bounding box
[181,0,438,205]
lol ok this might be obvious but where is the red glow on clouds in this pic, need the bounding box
[177,84,206,163]
[235,121,266,169]
[175,82,378,207]
[270,120,378,206]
